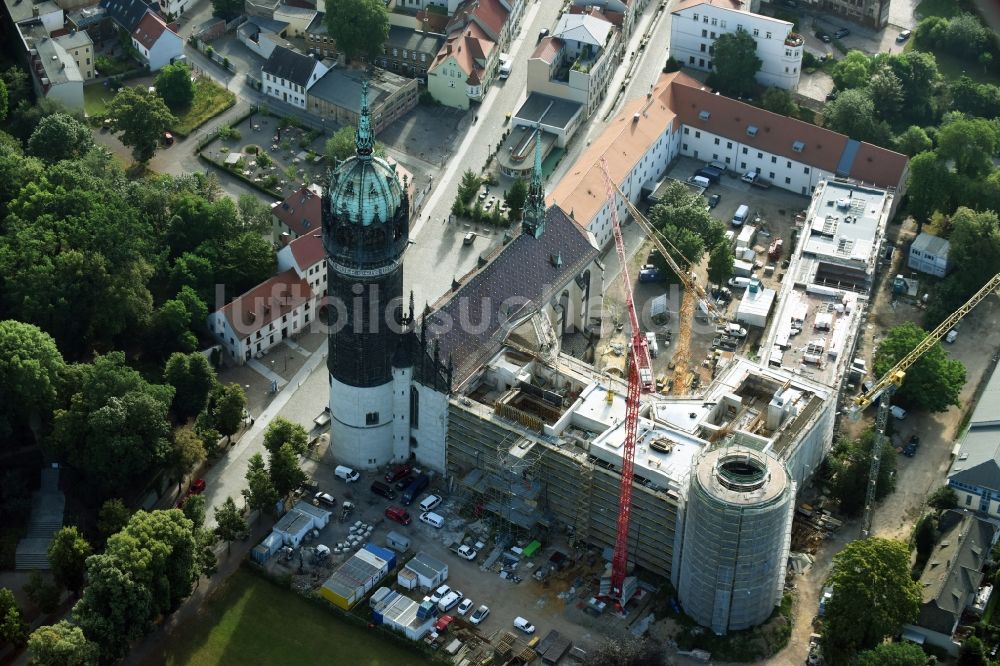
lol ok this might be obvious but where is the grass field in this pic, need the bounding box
[172,78,236,136]
[914,0,964,19]
[83,84,115,117]
[159,569,434,666]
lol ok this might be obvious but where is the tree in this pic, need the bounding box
[856,642,929,666]
[325,0,389,62]
[708,30,761,98]
[48,527,92,596]
[823,89,892,146]
[97,499,130,539]
[831,51,871,90]
[0,79,7,121]
[505,178,528,221]
[906,151,954,221]
[2,67,29,109]
[868,65,904,122]
[182,493,206,528]
[236,193,273,233]
[761,87,798,117]
[244,452,280,517]
[707,242,735,286]
[950,77,1000,119]
[457,169,481,205]
[937,116,1000,178]
[210,0,242,19]
[827,429,896,516]
[105,87,176,163]
[959,636,987,666]
[27,113,94,163]
[647,182,722,268]
[27,621,99,666]
[873,322,966,412]
[155,62,194,111]
[894,126,932,157]
[269,443,306,498]
[175,286,208,334]
[50,353,174,496]
[71,554,152,661]
[942,13,991,61]
[914,512,938,561]
[0,587,24,645]
[823,538,920,663]
[213,496,247,553]
[164,352,217,420]
[263,417,309,455]
[325,125,358,163]
[664,56,680,73]
[0,321,65,447]
[217,232,276,296]
[205,383,246,443]
[925,208,1000,330]
[25,571,61,614]
[928,485,958,511]
[887,50,942,126]
[192,527,219,580]
[169,427,206,492]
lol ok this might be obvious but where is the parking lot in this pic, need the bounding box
[270,443,643,656]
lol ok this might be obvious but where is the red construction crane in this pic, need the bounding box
[599,158,653,605]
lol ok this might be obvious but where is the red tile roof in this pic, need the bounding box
[133,10,167,50]
[287,232,325,272]
[569,4,623,27]
[448,0,508,40]
[273,185,322,237]
[220,269,313,336]
[530,36,564,62]
[430,23,494,77]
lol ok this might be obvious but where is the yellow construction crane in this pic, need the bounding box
[851,272,1000,537]
[599,172,727,395]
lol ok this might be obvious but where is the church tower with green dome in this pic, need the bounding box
[322,81,414,469]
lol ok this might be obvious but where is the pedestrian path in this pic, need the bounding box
[284,337,311,358]
[247,358,288,388]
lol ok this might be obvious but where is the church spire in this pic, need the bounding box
[355,80,374,160]
[522,127,546,239]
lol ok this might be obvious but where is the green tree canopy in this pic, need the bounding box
[959,636,987,666]
[217,232,277,297]
[263,417,309,455]
[936,116,1000,178]
[831,50,871,90]
[505,178,528,221]
[905,151,954,221]
[169,427,206,491]
[0,320,65,446]
[761,87,798,117]
[164,352,217,420]
[928,485,958,511]
[106,87,176,163]
[97,498,130,539]
[244,452,279,517]
[27,113,95,163]
[213,496,247,553]
[324,0,389,62]
[0,78,7,121]
[873,322,966,412]
[269,443,306,498]
[894,126,933,156]
[707,242,735,286]
[827,429,896,516]
[205,383,246,443]
[181,493,206,528]
[925,208,1000,328]
[822,88,891,145]
[950,76,1000,119]
[647,181,724,270]
[27,620,99,666]
[868,65,904,122]
[236,193,274,233]
[855,641,930,666]
[457,169,481,205]
[48,527,92,596]
[51,352,174,496]
[707,30,761,98]
[72,554,152,660]
[824,538,920,663]
[155,62,194,111]
[210,0,241,18]
[0,587,24,645]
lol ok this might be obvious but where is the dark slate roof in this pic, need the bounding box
[514,92,583,132]
[263,45,319,87]
[100,0,155,33]
[386,25,443,54]
[422,205,598,386]
[914,511,995,635]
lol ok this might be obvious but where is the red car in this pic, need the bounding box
[385,463,413,484]
[433,615,455,633]
[384,505,411,526]
[188,479,206,495]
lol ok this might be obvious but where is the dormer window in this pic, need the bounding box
[747,125,758,137]
[792,140,805,152]
[699,110,711,121]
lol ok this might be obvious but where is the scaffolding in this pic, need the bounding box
[476,435,544,543]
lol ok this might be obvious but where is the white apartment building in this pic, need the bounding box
[262,45,329,110]
[527,13,620,119]
[550,71,909,250]
[670,0,802,90]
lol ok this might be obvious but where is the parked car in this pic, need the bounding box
[394,475,414,491]
[188,478,206,494]
[457,598,474,616]
[420,511,445,528]
[903,435,920,457]
[707,193,721,209]
[896,29,911,42]
[433,615,455,632]
[314,491,336,507]
[945,329,958,343]
[430,585,451,604]
[457,544,478,560]
[470,605,490,625]
[438,590,463,612]
[834,27,850,38]
[514,616,536,634]
[419,494,442,512]
[384,505,411,525]
[385,463,412,483]
[816,31,832,42]
[890,405,908,421]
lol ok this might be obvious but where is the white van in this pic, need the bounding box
[514,616,536,634]
[499,54,512,79]
[419,494,443,512]
[420,511,445,528]
[438,590,463,612]
[335,465,360,482]
[728,276,753,290]
[691,175,711,189]
[732,204,750,227]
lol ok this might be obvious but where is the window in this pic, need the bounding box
[684,126,690,134]
[689,55,696,64]
[769,171,775,179]
[714,137,720,145]
[765,31,772,39]
[966,494,973,506]
[693,13,699,20]
[753,28,759,36]
[785,177,791,184]
[757,151,763,158]
[392,48,398,56]
[746,126,758,137]
[694,130,701,138]
[786,49,792,56]
[803,166,810,174]
[771,156,777,163]
[683,143,688,150]
[740,161,746,169]
[700,43,706,52]
[699,58,705,67]
[742,147,748,154]
[702,29,708,37]
[787,160,792,168]
[366,411,380,425]
[710,31,716,38]
[737,24,743,31]
[720,20,726,27]
[703,15,708,22]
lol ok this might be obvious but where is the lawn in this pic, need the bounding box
[159,569,434,666]
[83,84,115,117]
[905,40,1000,85]
[914,0,968,19]
[171,77,237,136]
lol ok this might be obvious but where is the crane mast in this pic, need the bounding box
[599,158,652,605]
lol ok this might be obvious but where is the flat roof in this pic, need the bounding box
[497,127,558,173]
[736,285,776,323]
[514,92,583,132]
[309,66,409,110]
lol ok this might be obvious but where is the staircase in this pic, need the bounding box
[15,468,65,571]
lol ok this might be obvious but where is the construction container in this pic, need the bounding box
[320,545,392,610]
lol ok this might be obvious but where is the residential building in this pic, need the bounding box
[527,13,620,118]
[375,25,443,80]
[53,29,94,80]
[272,183,323,244]
[308,66,418,133]
[237,18,294,60]
[156,0,189,19]
[820,0,889,29]
[272,3,316,37]
[303,13,333,58]
[903,511,996,655]
[22,25,85,109]
[277,231,326,297]
[446,0,519,52]
[669,0,802,90]
[262,45,329,109]
[549,71,908,249]
[568,0,651,38]
[207,269,314,363]
[101,0,182,71]
[426,21,497,108]
[947,363,1000,517]
[2,0,63,34]
[908,232,950,278]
